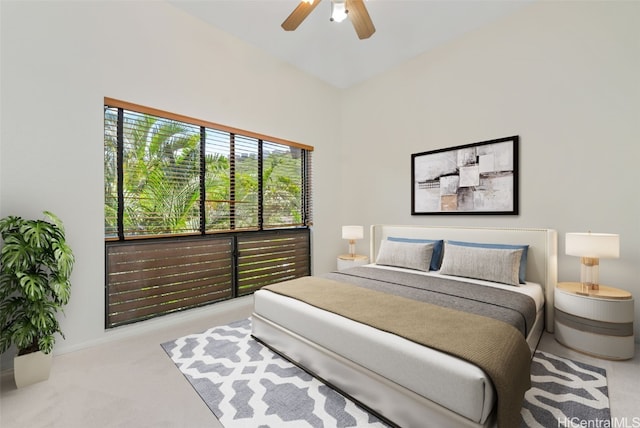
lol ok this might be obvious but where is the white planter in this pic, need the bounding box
[14,351,52,388]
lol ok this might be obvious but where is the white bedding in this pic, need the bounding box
[253,268,544,425]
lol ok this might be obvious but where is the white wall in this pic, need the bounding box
[0,0,342,366]
[341,1,640,340]
[1,0,639,370]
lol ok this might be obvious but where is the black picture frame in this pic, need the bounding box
[411,136,519,215]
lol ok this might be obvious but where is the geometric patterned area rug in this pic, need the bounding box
[521,350,610,428]
[161,318,610,428]
[161,318,389,427]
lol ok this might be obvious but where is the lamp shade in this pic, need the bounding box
[342,225,363,240]
[565,233,619,258]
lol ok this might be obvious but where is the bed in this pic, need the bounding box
[251,225,558,428]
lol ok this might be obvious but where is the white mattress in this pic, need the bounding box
[252,268,544,425]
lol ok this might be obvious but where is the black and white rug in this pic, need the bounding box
[161,318,610,428]
[521,350,610,428]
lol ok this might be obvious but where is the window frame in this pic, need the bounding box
[104,97,313,240]
[103,98,313,328]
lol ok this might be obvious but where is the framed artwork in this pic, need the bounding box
[411,136,519,215]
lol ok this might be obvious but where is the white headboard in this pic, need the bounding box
[370,225,558,332]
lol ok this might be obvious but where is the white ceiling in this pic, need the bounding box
[168,0,533,89]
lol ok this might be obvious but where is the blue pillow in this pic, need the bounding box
[387,237,444,271]
[447,240,529,284]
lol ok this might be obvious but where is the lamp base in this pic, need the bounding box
[580,257,600,290]
[348,240,356,258]
[580,282,599,292]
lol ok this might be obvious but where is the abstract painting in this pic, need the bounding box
[412,136,519,215]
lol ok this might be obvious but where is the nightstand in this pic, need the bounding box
[554,282,634,360]
[337,254,369,271]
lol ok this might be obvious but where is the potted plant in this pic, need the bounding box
[0,211,74,388]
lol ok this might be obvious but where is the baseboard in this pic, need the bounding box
[0,296,253,371]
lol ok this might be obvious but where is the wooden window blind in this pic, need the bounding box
[106,236,233,327]
[104,98,312,328]
[237,230,311,296]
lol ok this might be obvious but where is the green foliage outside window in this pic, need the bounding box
[104,107,309,238]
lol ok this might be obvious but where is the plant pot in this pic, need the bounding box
[14,351,52,388]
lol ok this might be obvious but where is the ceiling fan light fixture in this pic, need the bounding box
[282,0,375,39]
[330,0,348,23]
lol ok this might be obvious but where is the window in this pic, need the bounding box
[104,98,312,327]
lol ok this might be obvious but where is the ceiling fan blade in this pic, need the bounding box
[282,0,323,31]
[346,0,375,39]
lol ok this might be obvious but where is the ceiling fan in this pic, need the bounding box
[282,0,376,40]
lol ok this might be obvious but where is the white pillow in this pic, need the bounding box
[376,240,434,272]
[439,242,523,286]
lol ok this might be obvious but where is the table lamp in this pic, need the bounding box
[342,225,363,258]
[565,232,619,290]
